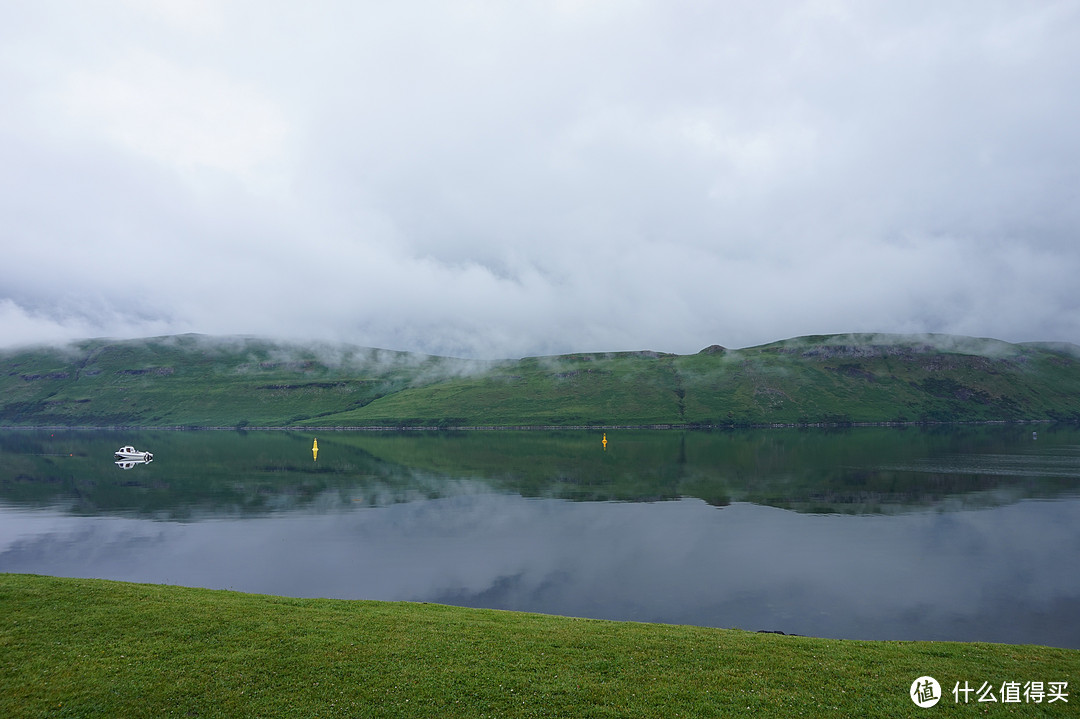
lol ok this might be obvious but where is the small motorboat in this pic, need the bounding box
[114,445,153,462]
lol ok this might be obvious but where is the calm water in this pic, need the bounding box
[2,426,1079,648]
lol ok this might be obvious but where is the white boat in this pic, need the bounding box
[114,445,153,462]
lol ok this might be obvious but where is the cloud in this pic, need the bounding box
[53,52,289,192]
[2,1,1079,357]
[0,298,175,348]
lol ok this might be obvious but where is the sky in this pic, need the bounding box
[2,1,1079,359]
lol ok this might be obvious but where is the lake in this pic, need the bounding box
[2,426,1079,648]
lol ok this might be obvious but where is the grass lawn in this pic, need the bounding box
[1,574,1076,717]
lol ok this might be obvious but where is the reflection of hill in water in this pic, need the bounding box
[0,430,452,520]
[337,426,1080,514]
[2,427,1079,519]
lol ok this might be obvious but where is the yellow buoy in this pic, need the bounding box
[312,438,319,462]
[602,433,607,450]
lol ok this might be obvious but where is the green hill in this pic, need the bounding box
[2,333,1080,427]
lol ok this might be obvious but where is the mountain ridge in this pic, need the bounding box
[3,332,1079,427]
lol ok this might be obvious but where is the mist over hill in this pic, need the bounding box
[2,333,1079,428]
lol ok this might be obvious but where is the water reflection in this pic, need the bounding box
[114,458,153,470]
[4,426,1080,518]
[2,427,1079,647]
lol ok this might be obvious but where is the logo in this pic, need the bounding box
[911,676,942,708]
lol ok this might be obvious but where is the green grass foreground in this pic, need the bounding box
[1,575,1076,717]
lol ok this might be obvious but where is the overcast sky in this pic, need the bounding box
[2,1,1079,358]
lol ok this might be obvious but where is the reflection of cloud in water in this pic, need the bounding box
[1,496,1079,648]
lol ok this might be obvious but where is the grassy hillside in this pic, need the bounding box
[2,333,1080,427]
[0,334,497,428]
[2,574,1077,718]
[341,336,1080,427]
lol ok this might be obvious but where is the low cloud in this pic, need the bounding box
[2,1,1079,357]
